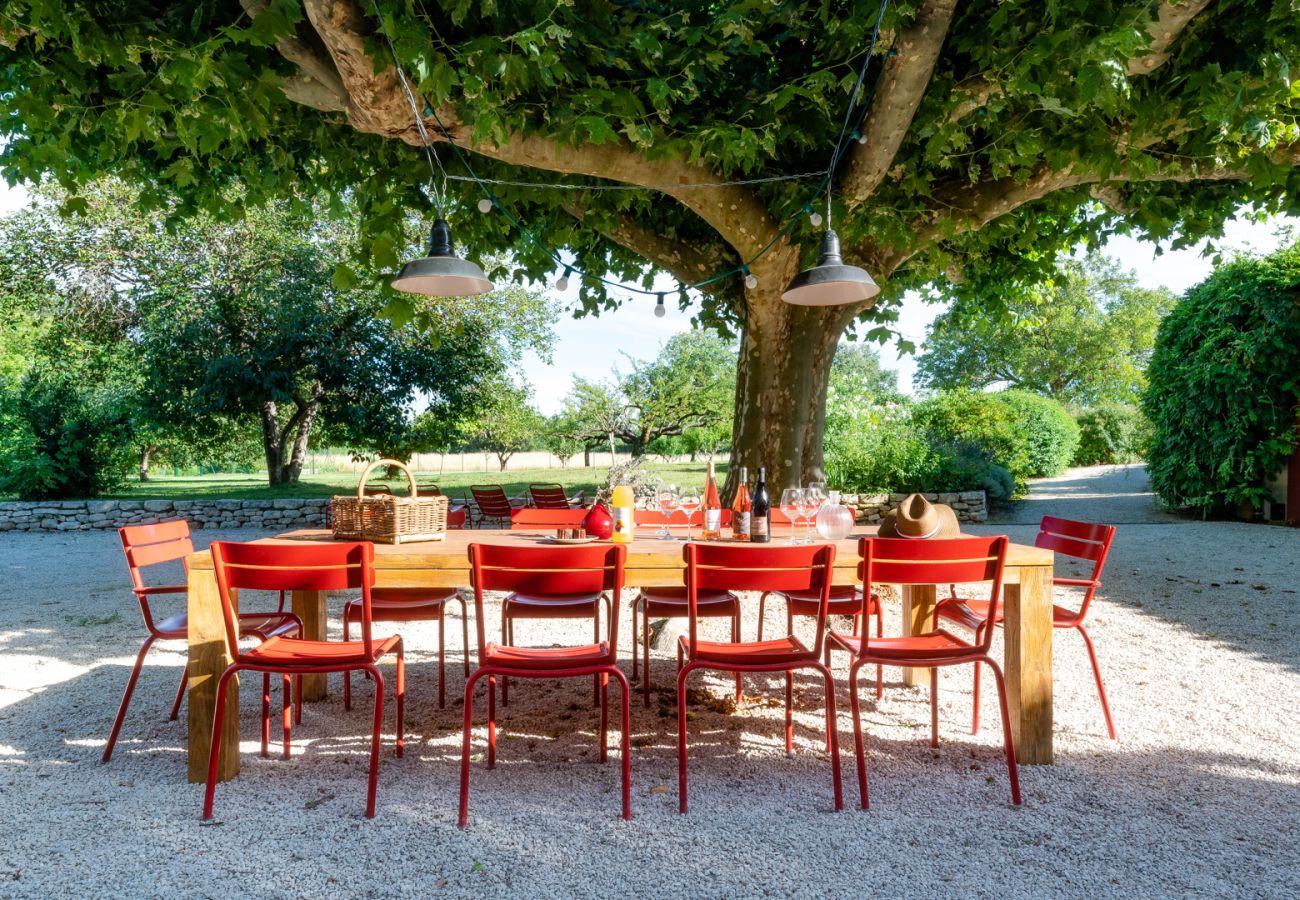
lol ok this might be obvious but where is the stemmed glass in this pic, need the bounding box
[780,488,804,544]
[797,487,822,543]
[677,487,701,542]
[655,484,680,540]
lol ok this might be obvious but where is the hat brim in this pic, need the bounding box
[878,504,962,539]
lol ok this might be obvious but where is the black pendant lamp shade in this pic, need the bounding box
[781,229,880,306]
[391,218,494,297]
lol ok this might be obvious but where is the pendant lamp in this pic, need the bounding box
[391,217,493,297]
[781,229,880,306]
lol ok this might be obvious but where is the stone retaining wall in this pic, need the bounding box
[840,491,987,524]
[0,499,330,532]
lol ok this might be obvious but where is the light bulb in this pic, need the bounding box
[477,197,492,213]
[654,296,666,318]
[856,133,868,144]
[809,211,823,227]
[556,267,572,291]
[744,272,758,289]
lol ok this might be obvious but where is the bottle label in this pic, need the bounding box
[751,515,769,540]
[734,512,751,537]
[612,506,634,542]
[704,509,721,534]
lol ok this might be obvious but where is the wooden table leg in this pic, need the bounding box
[900,584,937,687]
[1003,565,1054,764]
[187,568,238,784]
[293,589,328,701]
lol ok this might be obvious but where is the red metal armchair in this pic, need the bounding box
[528,483,578,509]
[103,521,301,763]
[831,536,1020,808]
[935,515,1118,738]
[677,543,843,813]
[203,541,405,820]
[469,485,525,528]
[460,542,631,826]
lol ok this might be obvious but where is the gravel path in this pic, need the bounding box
[2,467,1298,898]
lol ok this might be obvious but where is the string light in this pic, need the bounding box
[477,197,493,213]
[556,266,573,291]
[741,265,758,289]
[654,293,667,318]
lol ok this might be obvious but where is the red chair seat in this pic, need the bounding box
[682,635,811,665]
[243,634,401,667]
[345,589,458,622]
[152,611,299,641]
[503,592,603,618]
[829,629,972,660]
[937,597,1085,629]
[637,587,738,616]
[482,641,610,670]
[780,585,879,618]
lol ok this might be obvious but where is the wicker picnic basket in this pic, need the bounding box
[331,459,448,544]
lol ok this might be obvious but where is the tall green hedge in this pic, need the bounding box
[1143,243,1300,511]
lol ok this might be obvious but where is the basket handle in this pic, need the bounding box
[357,458,418,499]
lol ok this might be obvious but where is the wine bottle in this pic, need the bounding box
[702,461,722,540]
[730,466,751,541]
[751,467,771,543]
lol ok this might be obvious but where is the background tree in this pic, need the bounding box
[4,1,1298,496]
[462,379,543,471]
[562,378,627,466]
[916,253,1176,405]
[541,411,586,468]
[830,342,903,404]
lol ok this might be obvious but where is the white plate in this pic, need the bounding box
[541,535,601,545]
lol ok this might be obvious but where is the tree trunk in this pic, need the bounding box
[137,445,158,482]
[259,392,321,486]
[260,401,287,486]
[278,398,319,484]
[725,294,851,501]
[583,447,591,467]
[497,452,512,471]
[607,434,616,466]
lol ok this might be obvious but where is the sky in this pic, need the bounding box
[3,181,1293,412]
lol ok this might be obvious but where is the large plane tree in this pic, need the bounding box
[2,0,1298,493]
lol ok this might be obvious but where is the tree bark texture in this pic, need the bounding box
[259,390,322,485]
[137,445,156,482]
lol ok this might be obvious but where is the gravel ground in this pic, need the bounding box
[1,465,1298,898]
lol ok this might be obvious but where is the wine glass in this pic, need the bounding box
[780,488,804,544]
[797,487,822,543]
[678,487,701,542]
[656,484,680,540]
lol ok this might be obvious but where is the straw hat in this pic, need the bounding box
[878,493,961,539]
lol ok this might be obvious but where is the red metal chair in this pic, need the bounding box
[103,521,301,763]
[831,536,1020,808]
[528,483,577,509]
[677,543,843,813]
[510,508,587,529]
[630,509,741,707]
[460,542,631,826]
[203,541,405,820]
[935,516,1118,738]
[470,485,525,528]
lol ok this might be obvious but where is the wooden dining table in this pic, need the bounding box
[186,526,1055,784]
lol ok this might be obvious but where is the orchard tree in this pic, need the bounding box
[916,253,1176,405]
[462,379,542,470]
[3,1,1299,494]
[614,330,736,457]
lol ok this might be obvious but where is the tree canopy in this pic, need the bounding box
[2,1,1297,493]
[915,253,1176,405]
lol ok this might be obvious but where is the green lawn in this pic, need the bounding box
[91,462,723,501]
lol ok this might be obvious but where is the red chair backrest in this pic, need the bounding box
[510,508,587,529]
[211,541,375,659]
[634,509,734,527]
[119,520,194,626]
[528,483,572,509]
[467,543,626,660]
[684,542,836,657]
[1035,516,1115,618]
[859,536,1008,655]
[470,485,515,519]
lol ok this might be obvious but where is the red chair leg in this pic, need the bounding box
[984,658,1022,805]
[437,605,447,710]
[501,614,510,707]
[930,667,939,749]
[811,661,844,812]
[848,661,870,810]
[784,671,794,754]
[102,635,156,763]
[599,672,609,763]
[201,666,240,820]
[642,603,652,707]
[169,663,187,722]
[1077,624,1117,739]
[874,607,883,700]
[260,672,271,758]
[343,610,354,711]
[676,662,695,814]
[458,669,486,828]
[593,609,601,707]
[281,674,292,760]
[458,595,470,676]
[365,664,385,818]
[756,591,768,641]
[395,643,406,758]
[487,674,497,770]
[732,613,742,703]
[293,675,302,725]
[612,666,632,821]
[971,624,985,734]
[630,597,639,683]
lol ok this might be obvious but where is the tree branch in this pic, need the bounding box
[297,0,786,266]
[841,0,959,206]
[240,0,347,112]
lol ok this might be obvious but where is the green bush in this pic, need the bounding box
[0,367,134,499]
[1144,243,1300,511]
[1074,402,1150,465]
[997,390,1080,477]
